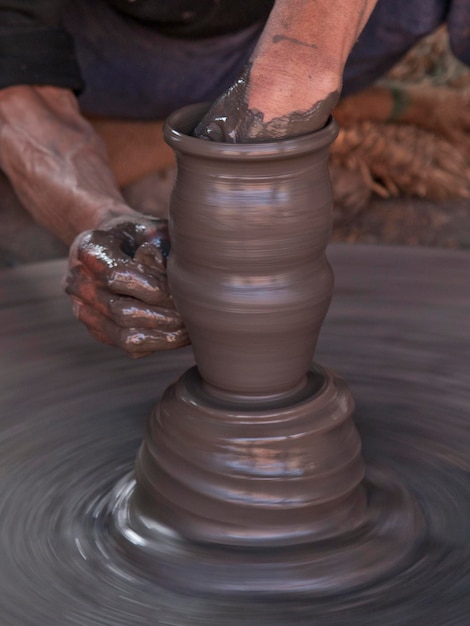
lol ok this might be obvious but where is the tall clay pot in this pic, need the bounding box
[112,104,423,598]
[165,103,338,398]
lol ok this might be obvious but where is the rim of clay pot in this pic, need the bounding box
[164,102,338,160]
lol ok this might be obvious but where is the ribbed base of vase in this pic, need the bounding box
[108,364,424,596]
[109,465,424,597]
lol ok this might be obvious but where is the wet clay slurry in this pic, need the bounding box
[111,104,423,595]
[193,65,339,142]
[0,247,469,624]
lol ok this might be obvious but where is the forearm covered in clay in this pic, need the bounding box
[0,85,136,245]
[195,0,378,142]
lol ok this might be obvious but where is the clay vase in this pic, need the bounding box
[166,104,336,399]
[112,104,423,597]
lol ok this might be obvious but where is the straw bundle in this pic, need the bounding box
[331,119,470,200]
[331,27,470,214]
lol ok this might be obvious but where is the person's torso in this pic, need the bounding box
[106,0,274,37]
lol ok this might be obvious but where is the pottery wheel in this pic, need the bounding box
[0,244,468,625]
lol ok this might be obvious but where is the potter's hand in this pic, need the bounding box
[193,64,339,143]
[65,216,189,357]
[194,0,378,142]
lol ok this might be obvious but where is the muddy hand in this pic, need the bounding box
[193,0,383,144]
[192,66,256,143]
[194,64,338,144]
[65,216,189,357]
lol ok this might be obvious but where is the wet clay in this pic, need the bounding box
[108,104,423,595]
[0,245,468,623]
[173,103,338,396]
[193,65,339,142]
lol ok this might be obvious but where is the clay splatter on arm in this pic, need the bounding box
[271,34,318,49]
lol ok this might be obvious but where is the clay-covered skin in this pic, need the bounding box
[193,0,378,142]
[65,216,189,357]
[194,64,339,142]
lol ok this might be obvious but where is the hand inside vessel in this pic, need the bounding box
[194,0,378,142]
[65,216,189,357]
[193,63,339,143]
